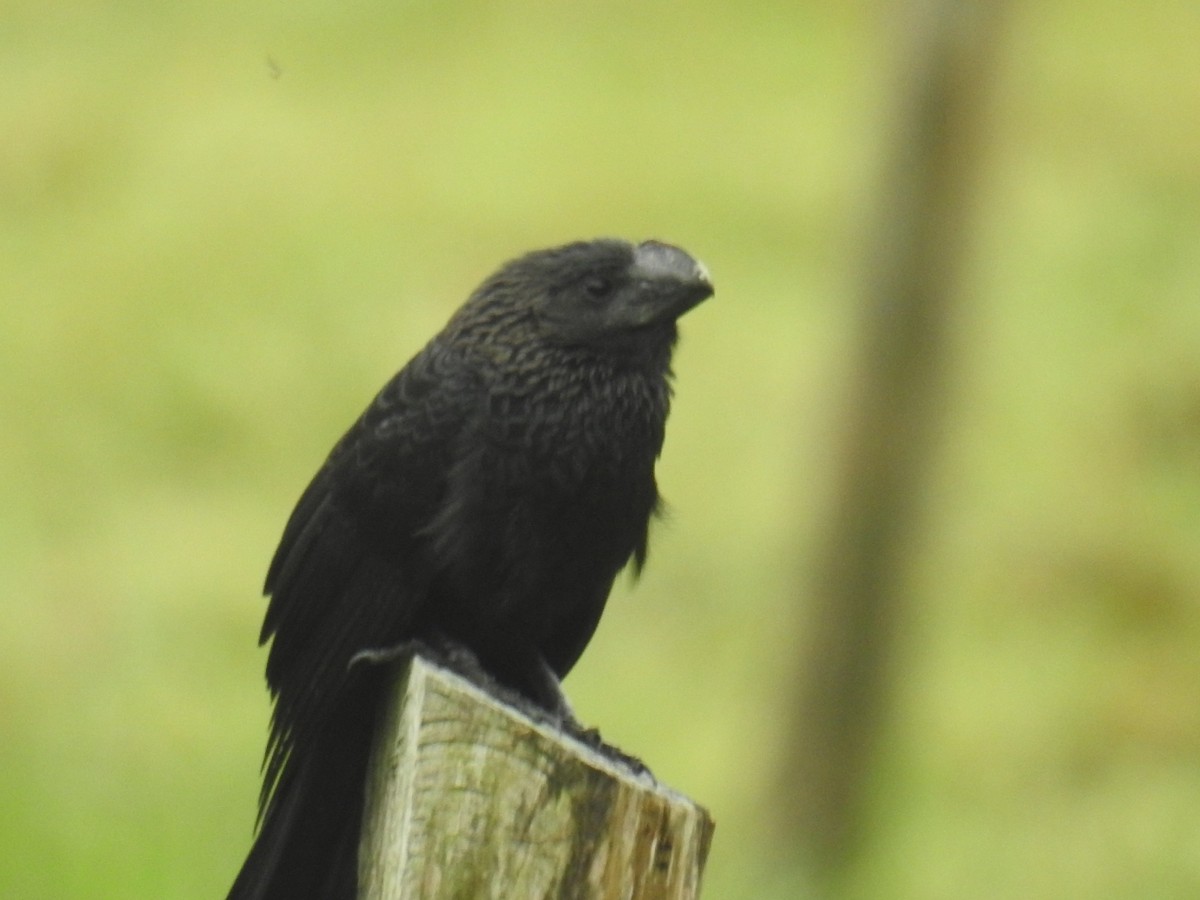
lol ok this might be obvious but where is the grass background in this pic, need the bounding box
[2,1,1198,897]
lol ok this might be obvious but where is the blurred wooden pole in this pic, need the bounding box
[780,0,1008,878]
[359,656,714,899]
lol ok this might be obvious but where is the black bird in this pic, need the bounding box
[227,238,713,899]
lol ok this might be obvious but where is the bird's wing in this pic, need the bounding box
[255,339,476,814]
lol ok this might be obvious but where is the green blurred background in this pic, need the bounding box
[2,1,1198,897]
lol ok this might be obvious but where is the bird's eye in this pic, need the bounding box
[582,276,613,300]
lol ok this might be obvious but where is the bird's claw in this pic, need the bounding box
[348,640,426,670]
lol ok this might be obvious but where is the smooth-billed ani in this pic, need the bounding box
[227,238,713,899]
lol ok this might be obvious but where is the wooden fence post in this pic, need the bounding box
[358,655,714,899]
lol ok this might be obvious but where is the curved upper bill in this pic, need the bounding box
[629,240,714,322]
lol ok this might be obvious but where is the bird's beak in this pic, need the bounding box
[628,240,714,324]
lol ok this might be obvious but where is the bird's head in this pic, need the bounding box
[462,239,713,357]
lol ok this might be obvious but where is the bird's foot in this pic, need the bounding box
[561,720,653,778]
[349,631,484,673]
[348,639,440,672]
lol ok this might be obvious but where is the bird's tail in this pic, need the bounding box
[226,679,383,900]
